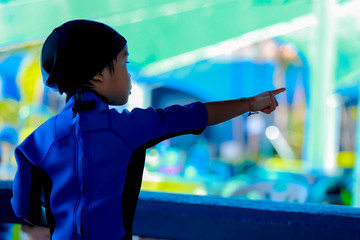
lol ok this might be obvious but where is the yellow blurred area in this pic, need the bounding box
[18,57,42,104]
[141,181,206,195]
[264,151,356,171]
[141,172,206,195]
[337,151,355,168]
[0,100,19,124]
[349,107,357,120]
[263,157,303,172]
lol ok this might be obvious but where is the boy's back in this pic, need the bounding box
[12,91,207,239]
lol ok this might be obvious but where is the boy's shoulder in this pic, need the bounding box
[16,115,58,167]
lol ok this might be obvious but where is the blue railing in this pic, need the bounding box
[1,180,360,240]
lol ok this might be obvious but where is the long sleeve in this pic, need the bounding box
[11,148,43,221]
[111,101,208,149]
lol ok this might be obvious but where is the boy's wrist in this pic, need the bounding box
[246,98,253,112]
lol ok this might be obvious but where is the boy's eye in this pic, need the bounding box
[126,61,130,64]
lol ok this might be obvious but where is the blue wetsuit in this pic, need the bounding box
[11,91,208,239]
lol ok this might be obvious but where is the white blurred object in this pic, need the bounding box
[246,114,265,135]
[219,141,242,164]
[127,82,149,110]
[265,125,295,160]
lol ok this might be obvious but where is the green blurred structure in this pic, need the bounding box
[0,0,313,62]
[1,0,360,205]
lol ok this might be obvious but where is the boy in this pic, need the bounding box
[11,20,285,240]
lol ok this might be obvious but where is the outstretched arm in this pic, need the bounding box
[204,88,285,126]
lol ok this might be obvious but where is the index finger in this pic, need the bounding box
[272,88,286,96]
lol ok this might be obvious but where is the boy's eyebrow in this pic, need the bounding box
[125,51,129,57]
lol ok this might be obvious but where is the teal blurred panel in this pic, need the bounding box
[0,0,312,63]
[0,0,69,46]
[111,0,313,64]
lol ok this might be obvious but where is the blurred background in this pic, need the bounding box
[1,0,360,238]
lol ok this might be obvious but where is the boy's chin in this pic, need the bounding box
[109,98,128,106]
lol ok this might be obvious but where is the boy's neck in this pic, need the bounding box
[66,89,109,104]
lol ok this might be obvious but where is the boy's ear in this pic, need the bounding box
[90,73,105,86]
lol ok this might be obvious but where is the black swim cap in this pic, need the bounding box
[41,19,127,94]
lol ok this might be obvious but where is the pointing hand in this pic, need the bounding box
[248,88,286,114]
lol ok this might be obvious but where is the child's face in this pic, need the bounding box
[92,45,132,105]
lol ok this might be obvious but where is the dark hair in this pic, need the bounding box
[64,56,118,101]
[41,20,126,95]
[82,56,117,88]
[98,56,117,75]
